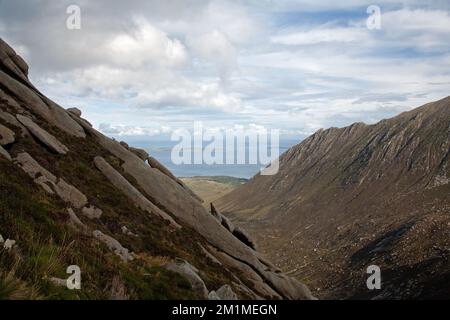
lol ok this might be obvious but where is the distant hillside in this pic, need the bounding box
[180,176,247,206]
[217,97,450,299]
[0,38,313,300]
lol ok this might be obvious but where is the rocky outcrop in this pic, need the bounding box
[164,259,209,299]
[0,39,85,138]
[3,239,16,251]
[233,226,256,251]
[81,206,103,219]
[93,156,180,228]
[93,230,134,262]
[67,108,82,117]
[217,285,238,300]
[147,156,203,202]
[130,147,149,161]
[0,123,15,145]
[0,37,315,300]
[0,110,28,136]
[209,285,238,300]
[118,141,149,161]
[210,203,256,250]
[16,115,69,154]
[15,152,88,209]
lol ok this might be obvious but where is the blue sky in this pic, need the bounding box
[1,0,449,140]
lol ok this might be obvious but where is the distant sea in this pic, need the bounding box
[115,136,304,179]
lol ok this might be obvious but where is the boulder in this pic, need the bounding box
[261,271,316,300]
[208,285,238,300]
[216,285,238,300]
[119,141,129,148]
[0,145,11,161]
[0,233,4,243]
[0,38,29,82]
[129,147,149,161]
[210,203,223,222]
[67,208,88,233]
[15,153,88,209]
[147,156,203,202]
[208,291,221,300]
[199,244,222,265]
[54,179,88,209]
[3,239,16,251]
[164,259,208,299]
[94,156,180,228]
[0,110,27,136]
[0,123,15,145]
[67,108,82,117]
[16,115,69,154]
[81,205,103,219]
[93,230,133,262]
[208,246,281,299]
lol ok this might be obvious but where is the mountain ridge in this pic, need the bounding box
[217,95,450,299]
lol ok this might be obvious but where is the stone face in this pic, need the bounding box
[0,123,15,145]
[164,259,209,299]
[147,156,203,203]
[261,271,316,300]
[216,285,238,300]
[129,147,149,161]
[15,152,57,182]
[67,108,82,117]
[0,39,85,138]
[93,230,134,262]
[0,145,11,161]
[15,152,88,209]
[94,156,180,228]
[208,246,282,299]
[16,115,69,154]
[3,239,16,251]
[0,110,27,136]
[81,205,103,219]
[55,179,88,209]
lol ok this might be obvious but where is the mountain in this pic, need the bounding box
[217,97,450,299]
[0,38,314,300]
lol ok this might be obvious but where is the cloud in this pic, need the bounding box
[107,18,188,69]
[1,1,449,139]
[187,30,237,82]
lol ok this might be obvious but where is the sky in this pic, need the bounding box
[1,0,449,140]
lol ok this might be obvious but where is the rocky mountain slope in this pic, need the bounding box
[0,38,314,300]
[217,97,450,299]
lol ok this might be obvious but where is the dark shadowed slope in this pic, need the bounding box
[217,97,450,299]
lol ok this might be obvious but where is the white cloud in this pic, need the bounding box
[2,2,450,139]
[108,18,188,68]
[187,30,237,82]
[271,27,368,45]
